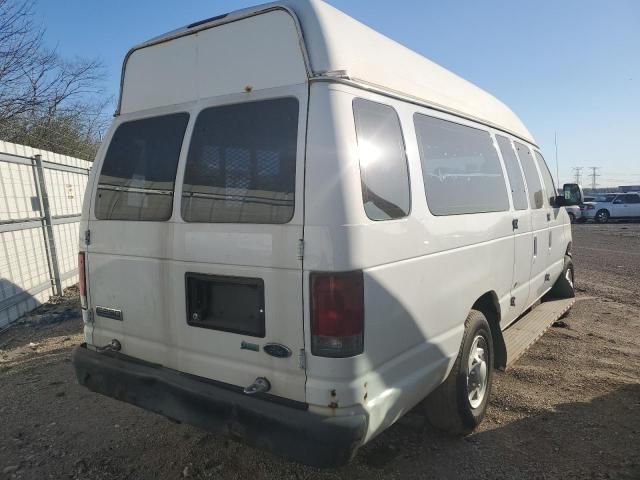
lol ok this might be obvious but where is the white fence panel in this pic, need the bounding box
[0,141,91,328]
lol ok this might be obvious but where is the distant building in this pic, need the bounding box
[619,185,640,192]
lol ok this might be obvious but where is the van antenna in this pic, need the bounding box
[554,132,560,188]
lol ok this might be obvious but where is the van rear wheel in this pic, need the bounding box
[424,309,493,435]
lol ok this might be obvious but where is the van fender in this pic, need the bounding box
[472,292,507,371]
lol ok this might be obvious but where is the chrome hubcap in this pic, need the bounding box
[467,335,488,409]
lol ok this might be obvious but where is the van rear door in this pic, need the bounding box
[85,9,311,403]
[87,89,308,402]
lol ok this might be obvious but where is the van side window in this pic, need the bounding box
[353,98,410,221]
[413,114,509,215]
[534,151,557,207]
[94,113,189,221]
[514,142,543,209]
[496,135,528,210]
[181,98,299,224]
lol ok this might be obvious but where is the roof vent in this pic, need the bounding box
[187,13,228,29]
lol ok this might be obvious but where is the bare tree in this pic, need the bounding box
[0,0,110,159]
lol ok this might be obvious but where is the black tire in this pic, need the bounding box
[568,212,576,223]
[424,310,493,435]
[548,255,575,299]
[595,209,610,224]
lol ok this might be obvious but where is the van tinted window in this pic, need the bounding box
[413,114,509,215]
[496,135,528,210]
[94,113,189,221]
[534,151,557,207]
[514,142,543,209]
[181,98,298,224]
[353,99,410,220]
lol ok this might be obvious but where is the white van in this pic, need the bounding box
[73,0,581,467]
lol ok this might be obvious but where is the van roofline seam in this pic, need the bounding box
[310,76,539,148]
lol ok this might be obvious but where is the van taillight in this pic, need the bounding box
[310,271,364,358]
[78,252,87,309]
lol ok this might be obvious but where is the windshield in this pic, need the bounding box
[594,194,616,202]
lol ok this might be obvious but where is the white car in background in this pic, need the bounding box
[566,204,582,223]
[581,192,640,223]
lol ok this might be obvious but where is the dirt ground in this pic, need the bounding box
[1,224,639,480]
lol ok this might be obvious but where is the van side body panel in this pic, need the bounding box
[303,84,519,440]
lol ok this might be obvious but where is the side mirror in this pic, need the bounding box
[563,183,583,206]
[554,196,567,207]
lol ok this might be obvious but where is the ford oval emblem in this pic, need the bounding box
[263,343,292,358]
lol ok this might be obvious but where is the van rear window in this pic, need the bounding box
[414,114,509,216]
[94,113,189,221]
[353,98,411,221]
[181,98,299,224]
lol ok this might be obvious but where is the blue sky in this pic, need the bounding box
[34,0,640,187]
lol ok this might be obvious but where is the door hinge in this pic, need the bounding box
[545,273,551,282]
[84,229,91,246]
[86,308,94,324]
[297,238,304,261]
[298,348,307,370]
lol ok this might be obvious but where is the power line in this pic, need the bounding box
[588,167,601,190]
[572,167,583,185]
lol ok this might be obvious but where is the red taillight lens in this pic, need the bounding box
[310,271,364,358]
[78,252,87,308]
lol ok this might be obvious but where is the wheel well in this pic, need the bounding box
[472,292,507,371]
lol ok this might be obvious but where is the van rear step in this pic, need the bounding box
[503,298,575,368]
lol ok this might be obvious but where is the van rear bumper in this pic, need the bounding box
[71,344,367,467]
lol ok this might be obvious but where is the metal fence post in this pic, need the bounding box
[33,154,63,297]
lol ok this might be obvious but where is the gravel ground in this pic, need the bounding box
[1,224,639,480]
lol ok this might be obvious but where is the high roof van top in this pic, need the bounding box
[73,0,580,466]
[117,0,533,142]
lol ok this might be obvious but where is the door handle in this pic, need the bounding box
[547,213,551,221]
[512,218,519,230]
[533,236,537,257]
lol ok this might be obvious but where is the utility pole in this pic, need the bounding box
[588,167,600,191]
[572,167,583,185]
